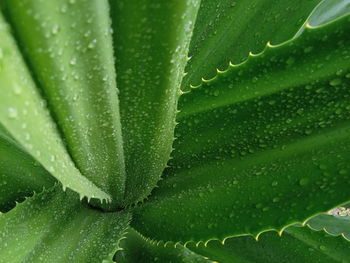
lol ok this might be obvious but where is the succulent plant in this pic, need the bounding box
[0,0,350,262]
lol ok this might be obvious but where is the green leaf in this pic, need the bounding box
[109,0,200,204]
[187,224,350,263]
[132,15,350,243]
[0,11,110,202]
[295,0,350,37]
[0,125,54,212]
[3,0,125,207]
[115,228,211,263]
[182,0,322,88]
[0,187,130,263]
[308,213,350,240]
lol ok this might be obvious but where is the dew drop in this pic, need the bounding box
[13,84,22,95]
[24,132,30,141]
[271,181,278,186]
[262,207,270,212]
[329,78,342,86]
[70,57,77,65]
[339,169,348,175]
[299,178,309,186]
[7,107,18,118]
[319,164,327,170]
[304,129,313,135]
[88,39,97,49]
[272,197,280,203]
[51,24,59,35]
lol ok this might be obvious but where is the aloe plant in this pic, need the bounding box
[0,0,350,262]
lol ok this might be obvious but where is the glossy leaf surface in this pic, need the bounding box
[0,187,130,263]
[1,1,350,262]
[3,0,126,206]
[308,213,350,240]
[181,0,322,88]
[110,0,200,204]
[115,228,211,263]
[0,11,110,202]
[0,125,54,212]
[295,0,350,37]
[188,224,350,263]
[132,15,350,243]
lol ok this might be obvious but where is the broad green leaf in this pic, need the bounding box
[0,187,130,263]
[115,228,211,263]
[0,125,54,212]
[295,0,350,37]
[110,0,200,204]
[187,224,350,263]
[308,213,350,240]
[307,0,350,26]
[182,0,322,88]
[0,11,110,202]
[3,0,125,207]
[132,15,350,243]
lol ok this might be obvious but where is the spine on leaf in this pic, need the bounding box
[110,0,201,204]
[4,0,126,208]
[0,11,110,203]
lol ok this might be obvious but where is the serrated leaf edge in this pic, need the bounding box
[181,12,349,94]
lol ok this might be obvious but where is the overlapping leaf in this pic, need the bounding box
[2,0,126,207]
[0,125,54,212]
[295,0,350,37]
[308,213,350,240]
[0,11,109,202]
[132,15,350,243]
[188,222,350,263]
[181,0,322,88]
[110,0,200,204]
[0,187,130,263]
[115,228,212,263]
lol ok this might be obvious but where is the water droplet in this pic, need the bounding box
[272,197,280,203]
[319,164,327,170]
[255,203,263,209]
[299,178,309,186]
[13,84,22,95]
[51,24,59,35]
[7,107,18,118]
[286,57,295,65]
[339,169,348,175]
[271,181,278,186]
[305,129,313,135]
[329,78,342,86]
[88,39,97,49]
[304,46,313,53]
[24,132,30,141]
[70,57,77,65]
